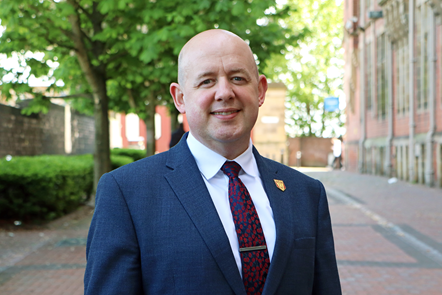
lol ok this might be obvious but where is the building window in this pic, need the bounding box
[366,42,372,110]
[377,34,387,119]
[403,41,409,114]
[395,43,402,115]
[154,113,162,140]
[395,40,409,116]
[416,5,429,110]
[125,113,142,142]
[416,6,421,108]
[422,32,428,109]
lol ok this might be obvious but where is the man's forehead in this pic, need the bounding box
[184,54,256,81]
[177,30,258,83]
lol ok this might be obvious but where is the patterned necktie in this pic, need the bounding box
[221,161,270,295]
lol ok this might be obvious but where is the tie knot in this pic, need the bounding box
[221,161,241,178]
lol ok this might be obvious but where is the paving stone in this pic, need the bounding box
[0,170,441,294]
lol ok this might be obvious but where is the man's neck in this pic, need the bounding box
[188,131,251,160]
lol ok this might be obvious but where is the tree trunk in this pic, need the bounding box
[144,97,156,157]
[66,2,110,206]
[92,81,111,204]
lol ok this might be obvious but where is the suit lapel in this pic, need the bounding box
[253,149,296,295]
[164,137,246,295]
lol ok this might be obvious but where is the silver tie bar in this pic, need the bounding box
[239,245,267,252]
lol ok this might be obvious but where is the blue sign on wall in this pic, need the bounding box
[324,97,339,112]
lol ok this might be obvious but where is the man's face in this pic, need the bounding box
[171,31,267,158]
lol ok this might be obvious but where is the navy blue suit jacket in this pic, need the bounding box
[84,134,341,294]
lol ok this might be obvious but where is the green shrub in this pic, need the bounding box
[111,148,146,161]
[110,154,134,170]
[0,154,93,221]
[0,154,133,222]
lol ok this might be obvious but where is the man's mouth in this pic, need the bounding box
[211,110,240,115]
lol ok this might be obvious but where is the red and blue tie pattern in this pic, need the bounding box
[221,161,270,295]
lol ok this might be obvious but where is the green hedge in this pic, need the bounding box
[110,154,134,170]
[111,148,146,161]
[0,154,133,222]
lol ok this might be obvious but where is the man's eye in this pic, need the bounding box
[233,77,244,81]
[202,79,212,84]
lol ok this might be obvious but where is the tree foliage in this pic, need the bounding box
[265,0,345,138]
[0,0,299,197]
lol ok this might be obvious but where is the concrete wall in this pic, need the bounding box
[288,137,333,167]
[0,102,94,157]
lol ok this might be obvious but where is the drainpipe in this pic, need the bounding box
[408,0,416,183]
[426,4,436,186]
[359,0,366,173]
[386,35,393,177]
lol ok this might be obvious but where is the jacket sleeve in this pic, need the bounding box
[84,173,143,294]
[312,180,342,295]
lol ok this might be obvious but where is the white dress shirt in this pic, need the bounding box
[187,132,276,275]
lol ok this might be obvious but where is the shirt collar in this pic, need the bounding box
[187,132,260,180]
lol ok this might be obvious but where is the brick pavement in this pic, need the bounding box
[305,169,442,295]
[0,207,93,295]
[0,169,441,294]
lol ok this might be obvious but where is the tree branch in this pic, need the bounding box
[64,4,102,97]
[105,52,128,65]
[43,93,93,99]
[40,30,77,51]
[17,6,78,51]
[44,0,93,48]
[127,89,136,109]
[69,0,93,19]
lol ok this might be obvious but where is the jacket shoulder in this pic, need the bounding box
[259,156,320,186]
[106,150,170,183]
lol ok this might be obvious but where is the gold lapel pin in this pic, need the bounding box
[274,179,286,191]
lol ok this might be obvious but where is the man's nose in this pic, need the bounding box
[215,78,234,101]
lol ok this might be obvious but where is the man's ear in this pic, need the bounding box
[170,83,186,114]
[257,75,268,107]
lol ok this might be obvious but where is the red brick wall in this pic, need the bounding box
[155,106,171,153]
[366,114,389,139]
[394,116,410,137]
[345,142,359,172]
[415,111,430,134]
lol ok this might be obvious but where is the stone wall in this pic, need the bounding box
[0,102,94,157]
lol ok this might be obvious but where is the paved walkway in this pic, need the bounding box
[305,169,442,295]
[0,207,92,295]
[0,169,441,294]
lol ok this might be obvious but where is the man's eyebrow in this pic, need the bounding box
[228,68,252,79]
[195,71,216,81]
[193,68,253,84]
[192,71,216,87]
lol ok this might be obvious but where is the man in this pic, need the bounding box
[84,29,341,295]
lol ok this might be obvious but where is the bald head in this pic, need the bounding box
[169,29,268,159]
[177,30,259,86]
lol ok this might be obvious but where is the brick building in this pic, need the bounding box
[344,0,442,187]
